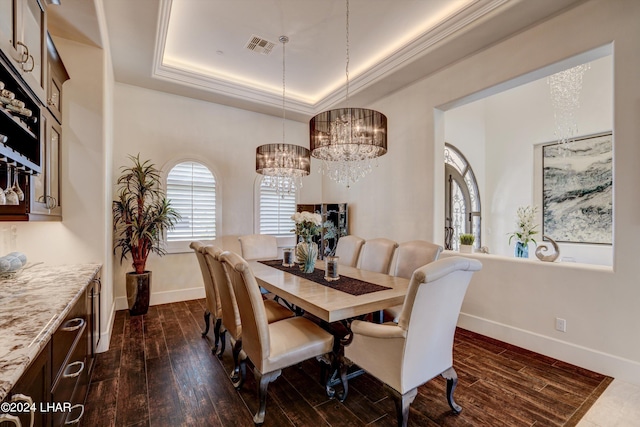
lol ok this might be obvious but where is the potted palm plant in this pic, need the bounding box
[113,154,180,315]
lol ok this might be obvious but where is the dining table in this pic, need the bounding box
[249,258,411,401]
[249,259,410,323]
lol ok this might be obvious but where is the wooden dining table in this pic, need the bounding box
[249,259,410,323]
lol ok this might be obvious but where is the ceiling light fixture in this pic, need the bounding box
[309,0,387,188]
[256,36,310,195]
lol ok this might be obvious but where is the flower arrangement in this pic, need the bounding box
[508,205,539,246]
[291,211,322,242]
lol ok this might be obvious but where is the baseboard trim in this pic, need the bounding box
[114,286,205,311]
[458,312,640,386]
[96,301,116,353]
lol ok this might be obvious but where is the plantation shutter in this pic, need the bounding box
[259,182,296,236]
[166,162,216,242]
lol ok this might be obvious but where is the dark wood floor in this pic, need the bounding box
[81,299,612,427]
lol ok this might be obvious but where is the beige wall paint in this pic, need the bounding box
[111,83,319,304]
[322,0,640,383]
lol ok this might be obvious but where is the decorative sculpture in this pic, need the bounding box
[535,235,560,262]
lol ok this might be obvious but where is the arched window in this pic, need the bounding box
[256,178,296,236]
[445,143,481,250]
[166,161,217,252]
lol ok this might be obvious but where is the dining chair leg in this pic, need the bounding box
[201,310,211,337]
[230,338,242,382]
[212,318,222,354]
[386,385,417,427]
[441,367,462,413]
[253,369,281,425]
[217,329,226,358]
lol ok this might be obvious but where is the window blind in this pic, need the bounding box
[166,162,216,242]
[259,182,296,236]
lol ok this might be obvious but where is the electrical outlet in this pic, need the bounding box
[555,318,567,332]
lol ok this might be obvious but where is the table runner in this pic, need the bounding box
[258,260,391,296]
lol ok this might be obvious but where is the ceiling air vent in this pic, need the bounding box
[245,35,276,55]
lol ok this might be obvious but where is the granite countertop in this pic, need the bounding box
[0,263,102,402]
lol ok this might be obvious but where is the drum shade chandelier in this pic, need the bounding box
[309,0,387,188]
[256,36,310,194]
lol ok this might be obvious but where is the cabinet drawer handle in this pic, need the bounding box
[64,404,84,425]
[61,317,85,332]
[63,361,84,379]
[0,413,22,426]
[10,394,34,427]
[91,277,102,296]
[22,54,34,73]
[15,41,29,64]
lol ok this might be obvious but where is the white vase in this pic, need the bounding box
[459,244,473,253]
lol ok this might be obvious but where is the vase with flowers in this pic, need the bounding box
[291,211,322,273]
[508,205,539,258]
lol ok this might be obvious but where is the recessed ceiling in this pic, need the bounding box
[47,0,588,122]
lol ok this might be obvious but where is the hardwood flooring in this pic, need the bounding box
[81,300,612,427]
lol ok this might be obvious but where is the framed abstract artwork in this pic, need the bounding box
[542,132,612,244]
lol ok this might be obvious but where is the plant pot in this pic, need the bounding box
[459,244,473,253]
[126,271,151,316]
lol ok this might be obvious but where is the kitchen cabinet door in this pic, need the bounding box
[0,0,46,102]
[30,108,61,219]
[0,342,51,427]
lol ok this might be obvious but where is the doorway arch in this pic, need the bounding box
[444,143,481,250]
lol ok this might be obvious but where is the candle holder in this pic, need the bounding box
[282,247,295,267]
[324,256,340,281]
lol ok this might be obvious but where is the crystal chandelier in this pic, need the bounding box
[547,63,590,145]
[309,0,387,188]
[256,36,310,194]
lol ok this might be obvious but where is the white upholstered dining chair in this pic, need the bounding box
[358,237,398,274]
[212,234,243,255]
[345,256,482,427]
[333,235,365,267]
[221,251,334,425]
[202,246,294,385]
[190,241,223,353]
[238,234,279,261]
[385,240,443,322]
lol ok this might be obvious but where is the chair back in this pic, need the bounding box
[221,251,271,368]
[190,241,221,318]
[212,234,243,255]
[359,238,398,274]
[334,235,365,267]
[238,234,279,261]
[203,246,242,339]
[397,256,482,391]
[393,240,443,279]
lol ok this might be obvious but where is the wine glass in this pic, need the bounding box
[4,167,18,205]
[13,168,23,202]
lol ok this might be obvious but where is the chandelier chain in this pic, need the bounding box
[345,0,350,106]
[280,35,288,143]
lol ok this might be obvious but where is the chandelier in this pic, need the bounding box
[547,63,590,145]
[256,36,310,194]
[309,0,387,188]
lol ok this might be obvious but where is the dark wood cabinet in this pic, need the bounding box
[0,0,47,103]
[1,268,101,427]
[296,203,348,259]
[0,342,51,427]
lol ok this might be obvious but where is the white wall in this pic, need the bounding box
[7,35,113,349]
[322,0,640,384]
[111,83,318,305]
[444,55,613,264]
